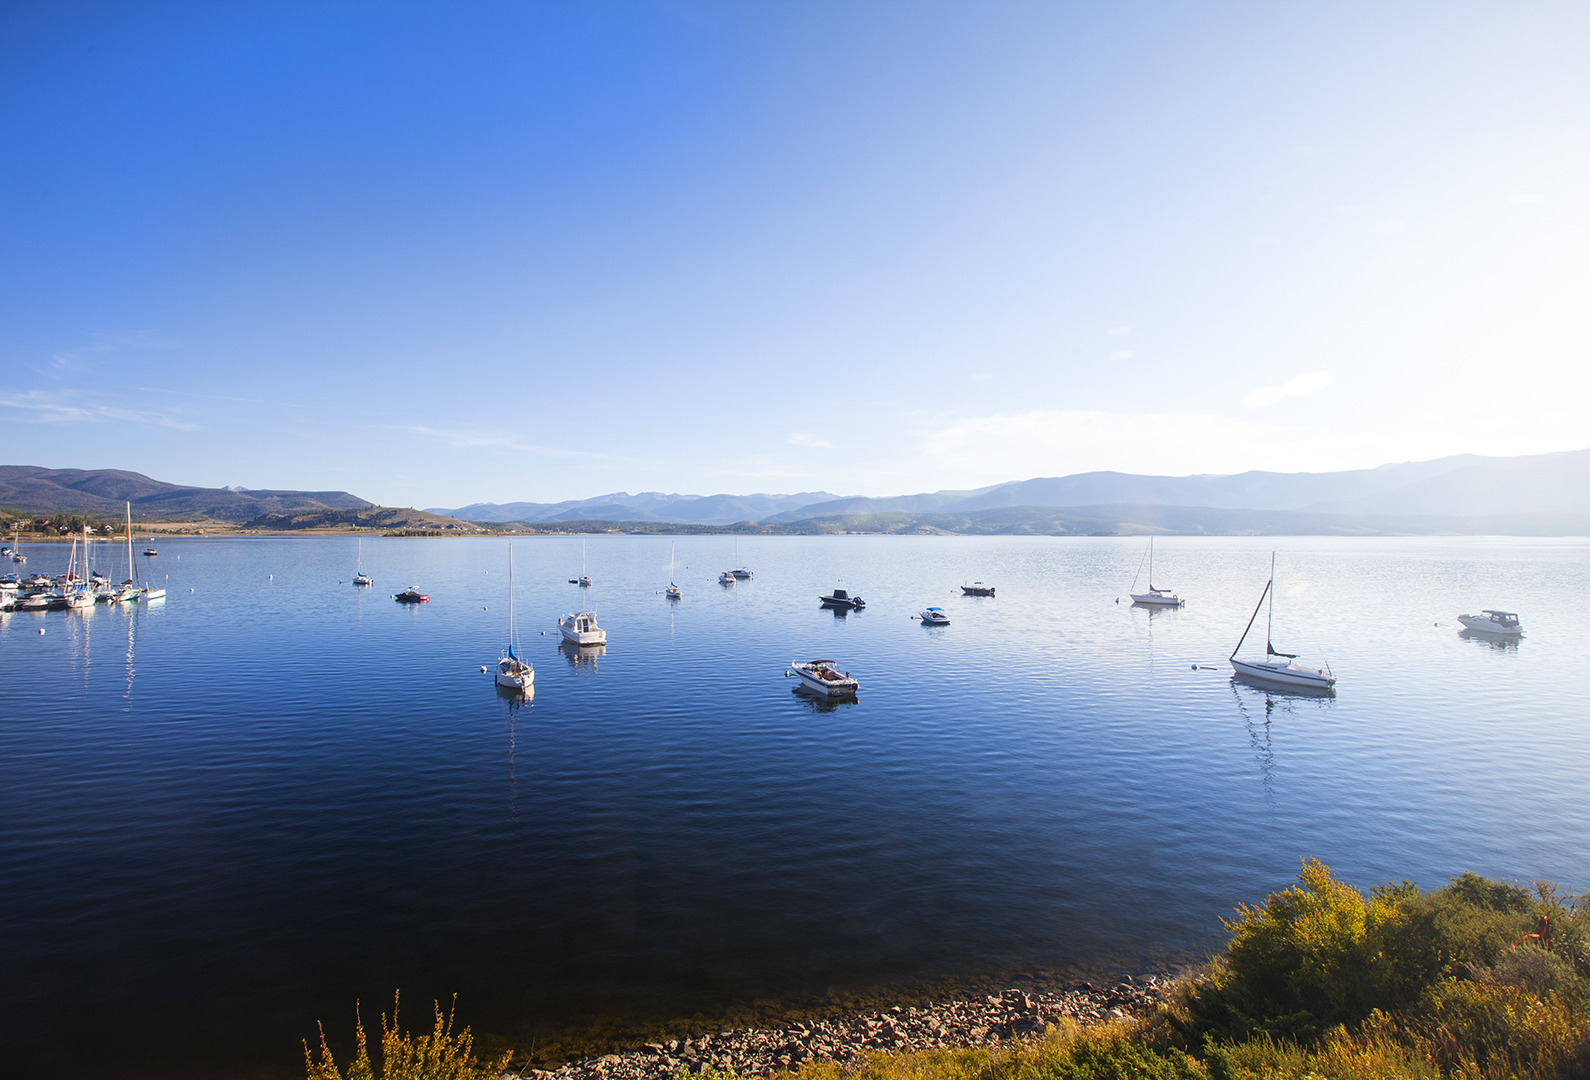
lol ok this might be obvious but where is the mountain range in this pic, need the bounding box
[5,447,1586,533]
[428,448,1590,527]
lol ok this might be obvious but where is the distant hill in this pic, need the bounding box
[432,490,846,525]
[242,508,483,532]
[763,449,1590,523]
[0,466,373,521]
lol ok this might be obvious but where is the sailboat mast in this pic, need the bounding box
[508,543,515,655]
[1266,551,1275,652]
[126,503,135,587]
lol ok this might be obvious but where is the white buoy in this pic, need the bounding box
[38,627,45,635]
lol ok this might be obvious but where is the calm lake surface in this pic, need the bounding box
[2,535,1587,1078]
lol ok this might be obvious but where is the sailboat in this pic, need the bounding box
[112,504,140,603]
[1229,553,1334,691]
[494,544,534,692]
[665,543,681,599]
[568,539,592,587]
[353,538,373,586]
[63,535,94,608]
[731,537,752,579]
[123,504,165,601]
[1129,537,1183,607]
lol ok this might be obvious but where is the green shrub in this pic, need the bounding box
[304,992,512,1080]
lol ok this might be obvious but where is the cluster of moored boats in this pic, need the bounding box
[373,539,1524,703]
[0,506,166,612]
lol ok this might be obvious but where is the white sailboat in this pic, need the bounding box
[1129,537,1182,607]
[494,544,534,692]
[731,537,752,579]
[665,543,681,599]
[1229,553,1334,691]
[568,539,592,587]
[353,538,373,587]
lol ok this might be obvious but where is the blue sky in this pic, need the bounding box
[3,1,1588,508]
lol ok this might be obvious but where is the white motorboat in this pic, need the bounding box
[1457,610,1523,636]
[559,610,606,646]
[353,538,372,586]
[916,607,950,625]
[719,570,736,585]
[787,659,859,696]
[494,544,534,692]
[1129,537,1182,607]
[1229,553,1334,691]
[819,588,865,609]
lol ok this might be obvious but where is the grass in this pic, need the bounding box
[307,863,1590,1080]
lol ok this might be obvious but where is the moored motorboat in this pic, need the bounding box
[1457,610,1523,636]
[394,587,430,603]
[1228,554,1334,692]
[144,547,158,556]
[916,607,950,625]
[819,588,865,609]
[960,582,995,597]
[559,610,605,646]
[787,659,859,696]
[719,571,736,585]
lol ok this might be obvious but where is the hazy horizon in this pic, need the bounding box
[4,3,1588,508]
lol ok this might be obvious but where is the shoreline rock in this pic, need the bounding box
[513,977,1171,1080]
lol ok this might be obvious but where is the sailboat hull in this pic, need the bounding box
[495,669,534,690]
[1230,658,1334,690]
[1130,592,1182,606]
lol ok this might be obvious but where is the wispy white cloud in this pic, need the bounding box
[1242,371,1333,409]
[788,432,831,447]
[0,390,198,429]
[396,424,665,466]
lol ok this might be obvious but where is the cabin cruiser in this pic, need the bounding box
[732,568,753,579]
[1457,610,1523,636]
[719,571,736,585]
[917,607,950,625]
[559,610,606,646]
[394,587,430,603]
[787,660,859,696]
[960,582,995,596]
[819,588,865,609]
[144,548,158,557]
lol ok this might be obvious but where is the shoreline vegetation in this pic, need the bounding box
[307,862,1589,1080]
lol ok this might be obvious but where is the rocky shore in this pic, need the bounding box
[516,977,1172,1080]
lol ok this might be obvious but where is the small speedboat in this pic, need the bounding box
[1457,610,1523,636]
[568,575,592,587]
[787,659,858,696]
[559,610,606,646]
[394,587,430,603]
[916,607,950,625]
[719,571,736,585]
[820,588,865,609]
[960,582,995,597]
[144,548,158,557]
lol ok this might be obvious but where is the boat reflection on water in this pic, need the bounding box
[1458,628,1522,652]
[496,682,535,702]
[559,641,606,670]
[791,684,858,713]
[1230,677,1336,807]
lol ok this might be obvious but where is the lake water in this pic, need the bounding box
[2,535,1586,1079]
